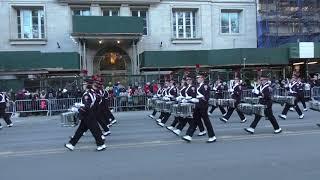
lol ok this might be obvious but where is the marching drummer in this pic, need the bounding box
[93,77,111,136]
[182,73,216,143]
[155,80,170,123]
[296,77,308,111]
[172,75,206,136]
[148,81,164,119]
[278,75,305,120]
[208,78,227,116]
[166,78,187,131]
[219,77,247,123]
[0,91,13,129]
[244,73,282,134]
[157,79,178,127]
[65,77,107,151]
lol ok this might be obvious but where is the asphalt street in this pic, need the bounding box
[0,104,320,180]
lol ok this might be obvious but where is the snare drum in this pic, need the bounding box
[244,97,260,104]
[310,101,320,111]
[285,96,295,105]
[237,103,253,115]
[155,100,164,112]
[179,103,195,118]
[227,99,236,108]
[272,96,287,104]
[149,98,158,108]
[208,98,217,106]
[164,101,175,113]
[252,104,265,116]
[171,104,180,116]
[217,99,230,107]
[60,111,79,127]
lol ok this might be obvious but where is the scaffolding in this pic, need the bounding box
[257,0,320,48]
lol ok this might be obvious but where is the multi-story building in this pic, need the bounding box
[0,0,257,82]
[257,0,320,48]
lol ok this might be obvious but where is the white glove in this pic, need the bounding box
[74,103,84,108]
[213,87,217,91]
[70,107,79,113]
[153,95,157,98]
[182,99,188,103]
[228,89,234,93]
[165,97,171,101]
[289,90,295,94]
[196,95,204,98]
[176,96,184,101]
[185,96,192,100]
[252,89,259,94]
[191,98,199,103]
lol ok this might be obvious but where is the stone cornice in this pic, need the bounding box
[57,0,160,4]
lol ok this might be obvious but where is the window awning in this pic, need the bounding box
[72,16,144,37]
[140,48,289,70]
[0,51,80,73]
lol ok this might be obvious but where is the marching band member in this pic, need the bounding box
[166,78,187,131]
[219,77,246,123]
[94,80,111,136]
[148,82,164,119]
[278,76,304,120]
[182,73,216,143]
[65,78,106,151]
[173,75,206,136]
[157,79,178,127]
[155,80,170,123]
[0,91,13,129]
[208,79,227,116]
[244,74,282,134]
[297,78,307,111]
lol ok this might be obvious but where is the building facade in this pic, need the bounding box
[257,0,320,48]
[0,0,257,78]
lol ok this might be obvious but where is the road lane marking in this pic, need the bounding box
[1,129,320,158]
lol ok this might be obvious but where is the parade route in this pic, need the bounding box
[0,104,319,180]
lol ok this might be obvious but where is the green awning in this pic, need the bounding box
[72,16,144,35]
[140,50,208,69]
[40,52,80,70]
[239,48,289,65]
[0,51,80,71]
[140,48,289,69]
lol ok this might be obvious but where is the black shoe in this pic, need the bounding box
[317,124,320,127]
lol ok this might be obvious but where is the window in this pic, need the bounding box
[103,9,119,16]
[131,10,148,35]
[172,10,196,39]
[17,8,45,39]
[72,9,90,16]
[221,10,240,34]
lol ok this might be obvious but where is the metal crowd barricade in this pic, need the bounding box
[15,99,50,115]
[311,87,320,101]
[6,95,151,116]
[241,89,253,101]
[48,98,82,115]
[6,101,15,114]
[272,87,287,96]
[304,89,311,99]
[115,95,148,112]
[222,91,230,99]
[108,97,116,111]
